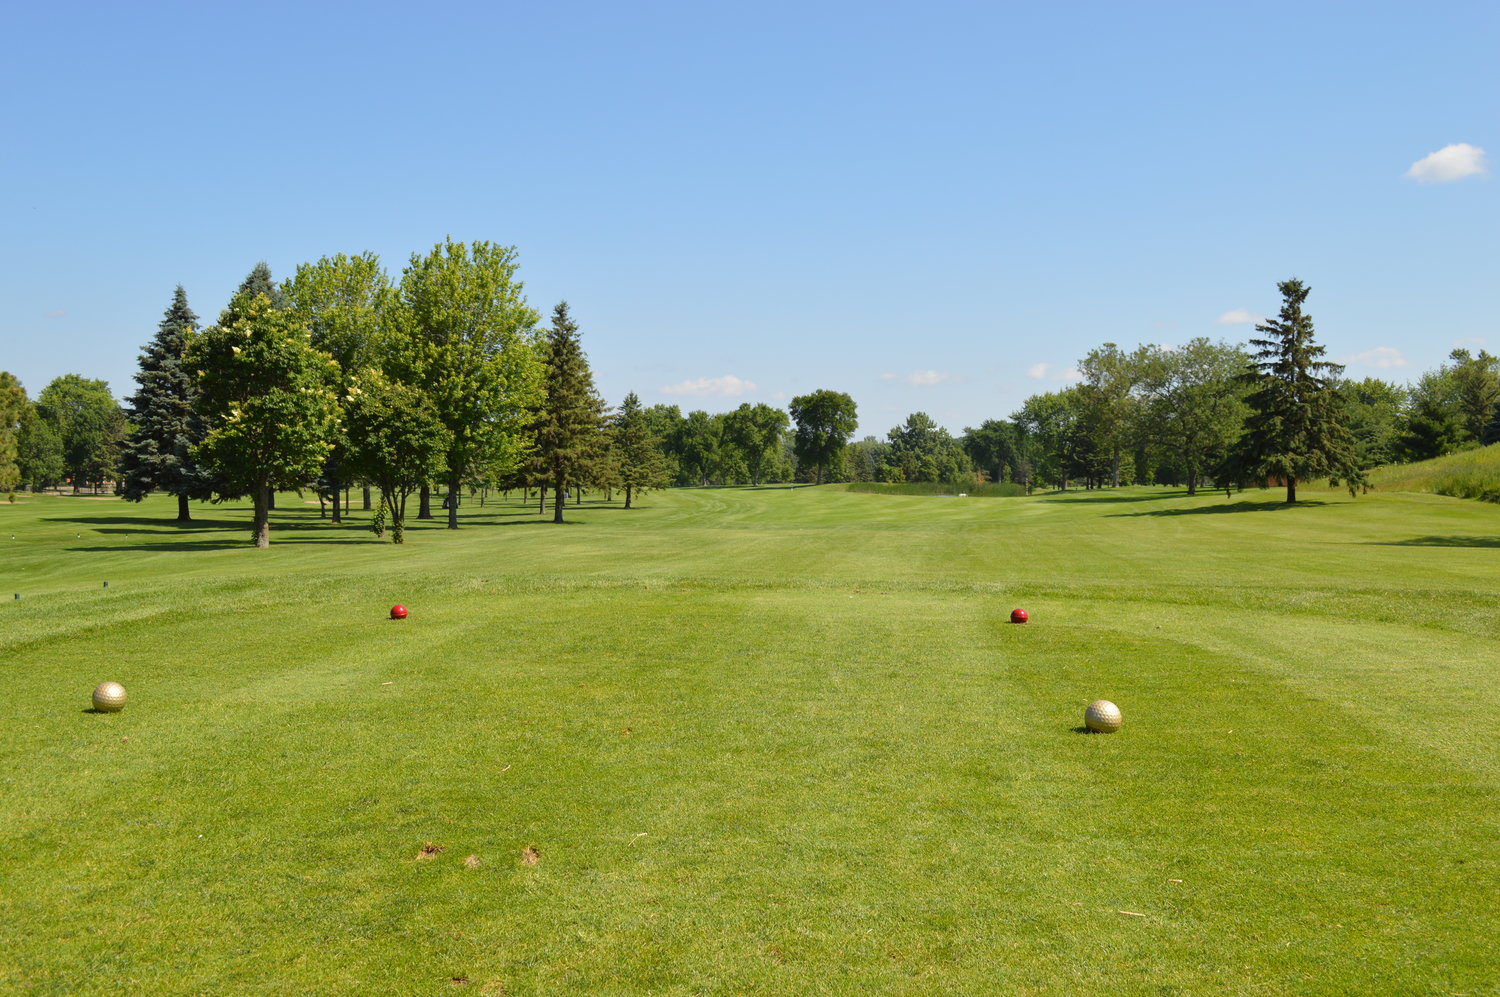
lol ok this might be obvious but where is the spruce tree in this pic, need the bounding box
[118,286,213,520]
[612,392,668,509]
[237,261,286,308]
[533,302,606,523]
[1234,278,1362,503]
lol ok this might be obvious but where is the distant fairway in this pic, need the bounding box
[2,484,1497,995]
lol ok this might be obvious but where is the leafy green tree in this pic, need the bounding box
[386,238,545,529]
[722,403,790,486]
[643,404,687,484]
[1233,279,1362,503]
[1396,368,1466,461]
[343,372,450,543]
[35,374,123,492]
[0,372,24,492]
[283,252,391,523]
[887,412,970,482]
[118,286,214,520]
[186,292,340,547]
[962,419,1020,483]
[611,392,669,508]
[1339,377,1408,469]
[678,410,721,486]
[1135,338,1250,495]
[789,390,857,485]
[1013,389,1087,490]
[1076,343,1141,487]
[532,302,607,522]
[16,403,66,490]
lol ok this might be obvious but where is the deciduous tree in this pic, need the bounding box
[343,372,450,543]
[0,372,23,492]
[186,292,340,546]
[35,374,123,492]
[283,252,391,523]
[386,238,545,528]
[789,390,857,485]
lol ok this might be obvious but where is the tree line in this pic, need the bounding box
[4,273,1496,531]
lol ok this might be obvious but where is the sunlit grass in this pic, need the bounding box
[1,483,1497,995]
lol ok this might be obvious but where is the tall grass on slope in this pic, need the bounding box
[1368,442,1500,503]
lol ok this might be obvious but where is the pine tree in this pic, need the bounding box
[612,392,668,508]
[533,302,606,523]
[118,286,213,520]
[1233,278,1362,503]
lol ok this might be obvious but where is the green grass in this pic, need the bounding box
[844,481,1028,496]
[2,483,1497,995]
[1369,442,1500,502]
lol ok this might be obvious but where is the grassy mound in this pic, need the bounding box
[2,484,1497,994]
[1368,443,1500,503]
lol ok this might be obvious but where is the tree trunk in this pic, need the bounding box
[1111,451,1121,488]
[267,491,276,510]
[553,474,566,523]
[447,472,460,529]
[1186,466,1197,496]
[1286,477,1297,504]
[417,485,432,519]
[252,483,270,548]
[539,485,546,514]
[176,493,191,523]
[330,472,342,524]
[362,485,371,511]
[816,464,825,486]
[625,484,633,510]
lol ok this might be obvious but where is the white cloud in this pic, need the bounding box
[879,372,897,380]
[771,390,787,402]
[1405,143,1488,184]
[44,309,66,318]
[1341,346,1407,369]
[1215,308,1262,325]
[1454,336,1488,349]
[906,370,955,386]
[1057,367,1083,383]
[1027,362,1050,379]
[659,374,756,398]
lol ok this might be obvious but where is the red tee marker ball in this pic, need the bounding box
[1010,608,1028,624]
[390,604,408,620]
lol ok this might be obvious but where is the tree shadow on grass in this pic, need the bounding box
[1366,535,1500,549]
[1038,489,1193,505]
[1108,499,1332,517]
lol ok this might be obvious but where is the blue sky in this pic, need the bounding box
[2,0,1494,436]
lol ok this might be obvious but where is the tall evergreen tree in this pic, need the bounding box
[237,261,286,308]
[533,302,606,523]
[1233,278,1362,503]
[118,286,213,520]
[611,392,668,509]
